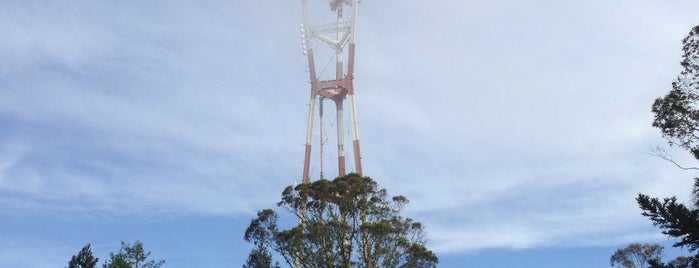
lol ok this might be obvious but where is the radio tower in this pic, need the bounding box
[300,0,363,183]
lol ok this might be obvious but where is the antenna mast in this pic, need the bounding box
[300,0,363,183]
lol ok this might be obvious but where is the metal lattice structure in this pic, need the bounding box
[300,0,363,183]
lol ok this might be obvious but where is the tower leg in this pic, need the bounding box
[319,98,325,179]
[302,98,316,183]
[348,94,362,175]
[336,101,346,176]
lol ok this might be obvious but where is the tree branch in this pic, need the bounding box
[650,146,699,171]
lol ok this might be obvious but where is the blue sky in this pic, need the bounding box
[1,0,699,267]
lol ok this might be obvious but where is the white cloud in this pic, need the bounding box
[1,1,699,259]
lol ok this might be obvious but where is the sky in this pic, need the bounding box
[1,0,699,267]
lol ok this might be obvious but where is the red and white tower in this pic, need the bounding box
[300,0,363,183]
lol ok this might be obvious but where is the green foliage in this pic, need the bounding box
[103,256,130,268]
[610,243,663,268]
[636,181,699,268]
[667,256,695,267]
[244,173,438,268]
[102,241,165,268]
[649,255,697,268]
[67,244,99,268]
[652,25,699,160]
[242,245,281,268]
[640,25,699,268]
[637,190,699,252]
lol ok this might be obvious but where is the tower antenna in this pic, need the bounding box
[300,0,363,184]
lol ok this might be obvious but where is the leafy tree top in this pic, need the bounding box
[244,173,438,268]
[102,241,165,268]
[610,243,663,268]
[652,25,699,159]
[68,244,99,268]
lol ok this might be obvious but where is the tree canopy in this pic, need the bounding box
[243,245,281,268]
[102,241,165,268]
[652,25,699,160]
[610,243,663,268]
[68,244,99,268]
[637,182,699,268]
[633,24,699,268]
[244,173,438,268]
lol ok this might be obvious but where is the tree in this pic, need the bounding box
[637,183,699,268]
[610,243,663,268]
[668,256,694,267]
[68,244,99,268]
[636,25,699,268]
[651,25,699,161]
[242,245,281,268]
[649,256,695,268]
[244,173,438,268]
[102,241,165,268]
[103,256,130,268]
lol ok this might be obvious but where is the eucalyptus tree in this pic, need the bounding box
[244,173,438,268]
[610,243,663,268]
